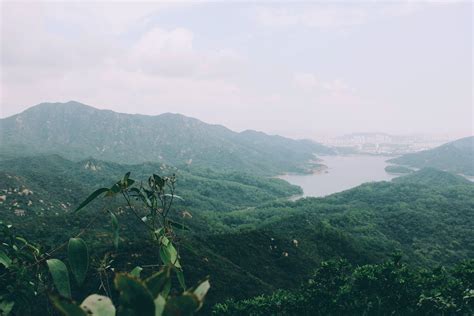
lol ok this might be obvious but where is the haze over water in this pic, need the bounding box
[280,155,397,198]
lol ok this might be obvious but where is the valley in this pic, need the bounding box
[0,103,473,315]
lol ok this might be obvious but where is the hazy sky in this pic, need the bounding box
[1,1,472,138]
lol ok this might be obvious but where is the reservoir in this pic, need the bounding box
[279,155,398,198]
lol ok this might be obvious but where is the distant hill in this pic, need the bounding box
[0,101,334,175]
[0,154,302,219]
[210,168,474,268]
[392,167,473,186]
[388,136,474,176]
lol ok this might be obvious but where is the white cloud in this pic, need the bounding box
[293,73,355,94]
[256,6,368,29]
[254,2,445,29]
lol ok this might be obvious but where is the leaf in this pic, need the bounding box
[121,173,135,189]
[47,259,72,298]
[114,273,155,316]
[50,295,86,316]
[0,250,12,268]
[176,270,186,290]
[145,266,171,298]
[110,212,119,250]
[68,238,89,286]
[106,183,121,197]
[130,266,143,278]
[0,300,14,315]
[154,295,166,316]
[158,237,181,269]
[80,294,115,316]
[74,188,109,213]
[163,294,199,316]
[192,279,210,307]
[123,172,131,183]
[152,174,165,190]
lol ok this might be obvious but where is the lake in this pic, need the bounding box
[279,155,398,198]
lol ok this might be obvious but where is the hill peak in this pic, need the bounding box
[394,168,473,186]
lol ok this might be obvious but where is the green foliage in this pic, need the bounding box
[68,238,89,286]
[207,168,474,268]
[110,212,120,250]
[114,273,156,315]
[384,165,414,174]
[214,258,474,315]
[0,222,44,315]
[47,259,72,298]
[50,266,210,316]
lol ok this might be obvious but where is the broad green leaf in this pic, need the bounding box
[145,266,171,298]
[159,242,181,269]
[0,250,12,268]
[154,295,166,316]
[110,212,119,250]
[74,188,109,213]
[80,294,115,316]
[68,238,89,286]
[114,273,155,316]
[50,295,86,316]
[130,266,143,278]
[163,294,199,316]
[47,259,72,298]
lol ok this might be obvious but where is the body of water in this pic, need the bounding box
[279,155,398,198]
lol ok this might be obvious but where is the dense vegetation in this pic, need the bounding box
[388,136,474,176]
[213,257,474,315]
[203,168,474,268]
[0,101,333,175]
[1,150,473,315]
[384,164,414,174]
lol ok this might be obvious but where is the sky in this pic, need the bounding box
[0,1,472,139]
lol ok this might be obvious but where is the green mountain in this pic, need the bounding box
[0,154,301,220]
[388,136,474,176]
[0,101,333,175]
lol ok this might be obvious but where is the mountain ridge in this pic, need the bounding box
[0,101,334,175]
[388,136,474,176]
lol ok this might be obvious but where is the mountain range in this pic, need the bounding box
[0,101,333,175]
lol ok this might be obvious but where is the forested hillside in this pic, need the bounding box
[388,136,474,176]
[1,155,472,314]
[205,168,474,268]
[0,101,333,175]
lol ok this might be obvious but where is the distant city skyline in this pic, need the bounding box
[1,1,472,139]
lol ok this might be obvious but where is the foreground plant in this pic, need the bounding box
[1,172,210,315]
[50,264,210,316]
